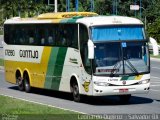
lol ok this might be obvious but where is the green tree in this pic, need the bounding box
[148,18,160,43]
[1,0,160,43]
[146,0,160,43]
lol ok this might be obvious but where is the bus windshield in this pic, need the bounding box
[91,26,149,76]
[93,42,149,76]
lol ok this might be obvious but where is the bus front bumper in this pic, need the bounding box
[93,83,150,96]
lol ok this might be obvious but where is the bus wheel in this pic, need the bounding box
[24,73,31,93]
[17,77,24,91]
[72,82,81,102]
[119,94,131,103]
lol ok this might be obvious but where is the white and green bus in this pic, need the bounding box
[4,12,150,102]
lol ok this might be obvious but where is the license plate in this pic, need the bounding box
[119,88,128,93]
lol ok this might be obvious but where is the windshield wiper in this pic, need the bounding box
[110,61,121,77]
[124,58,139,75]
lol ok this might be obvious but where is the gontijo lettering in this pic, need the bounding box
[19,50,38,59]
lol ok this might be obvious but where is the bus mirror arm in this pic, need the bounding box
[88,39,94,59]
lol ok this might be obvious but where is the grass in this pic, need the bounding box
[0,95,103,120]
[0,58,3,66]
[0,95,80,120]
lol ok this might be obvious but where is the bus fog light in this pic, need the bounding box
[94,82,109,86]
[139,79,150,84]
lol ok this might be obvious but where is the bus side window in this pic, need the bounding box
[62,24,78,48]
[62,29,67,46]
[27,26,36,45]
[67,29,72,47]
[37,25,46,46]
[29,37,34,44]
[4,24,18,45]
[79,24,91,74]
[57,25,65,46]
[9,25,15,44]
[41,38,45,45]
[14,29,19,44]
[55,25,62,46]
[4,25,9,44]
[48,28,55,46]
[48,36,53,45]
[45,25,56,46]
[17,27,25,45]
[71,25,78,49]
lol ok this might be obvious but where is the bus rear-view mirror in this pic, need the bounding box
[87,39,94,59]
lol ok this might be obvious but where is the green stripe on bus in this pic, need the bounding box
[60,17,82,23]
[60,18,78,23]
[121,76,129,80]
[66,18,77,23]
[44,47,59,89]
[121,76,135,80]
[60,19,70,23]
[51,47,67,90]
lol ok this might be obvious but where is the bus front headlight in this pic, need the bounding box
[94,81,109,86]
[139,79,150,84]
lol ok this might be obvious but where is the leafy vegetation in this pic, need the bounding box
[0,0,160,43]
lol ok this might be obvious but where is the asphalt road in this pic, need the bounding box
[0,59,160,114]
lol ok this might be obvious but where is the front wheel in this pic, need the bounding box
[72,83,81,102]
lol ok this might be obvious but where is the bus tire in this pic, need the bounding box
[72,82,81,102]
[119,94,131,103]
[24,73,31,93]
[17,77,24,91]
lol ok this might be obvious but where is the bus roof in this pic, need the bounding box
[77,16,143,27]
[37,12,98,19]
[4,12,143,26]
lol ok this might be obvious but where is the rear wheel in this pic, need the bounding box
[119,94,131,103]
[72,82,81,102]
[24,74,31,93]
[17,77,24,91]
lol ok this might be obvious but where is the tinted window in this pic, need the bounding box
[79,24,91,74]
[4,24,78,49]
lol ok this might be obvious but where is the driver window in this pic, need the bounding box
[79,24,91,74]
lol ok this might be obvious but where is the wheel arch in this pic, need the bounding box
[15,68,23,81]
[70,74,81,93]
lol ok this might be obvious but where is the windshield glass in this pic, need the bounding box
[93,42,149,76]
[123,42,149,74]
